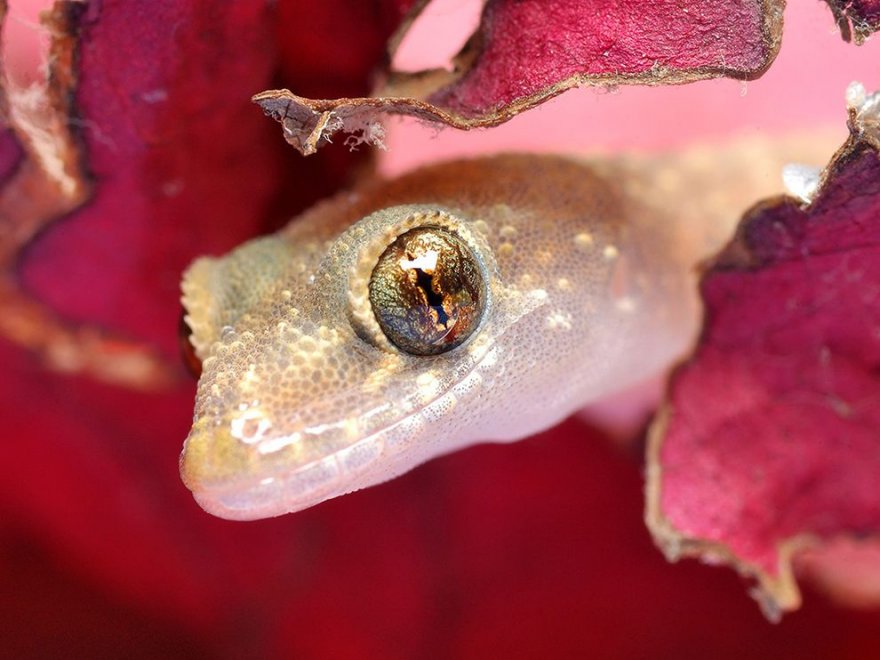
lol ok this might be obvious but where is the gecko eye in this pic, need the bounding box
[368,226,486,355]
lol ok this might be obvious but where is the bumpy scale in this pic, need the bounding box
[181,146,826,519]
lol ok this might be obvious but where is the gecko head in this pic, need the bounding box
[180,204,544,520]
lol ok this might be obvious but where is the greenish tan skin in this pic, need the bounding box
[180,148,807,520]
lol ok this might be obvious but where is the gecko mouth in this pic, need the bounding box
[187,303,553,521]
[214,410,429,517]
[190,352,492,519]
[186,403,421,520]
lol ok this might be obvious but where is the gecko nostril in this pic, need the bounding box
[368,226,485,355]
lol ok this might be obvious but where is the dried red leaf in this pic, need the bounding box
[256,0,784,155]
[16,1,284,363]
[647,90,880,619]
[823,0,880,44]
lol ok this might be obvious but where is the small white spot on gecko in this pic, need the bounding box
[546,311,573,330]
[574,232,594,248]
[230,410,272,444]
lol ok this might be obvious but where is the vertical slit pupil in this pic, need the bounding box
[413,267,449,327]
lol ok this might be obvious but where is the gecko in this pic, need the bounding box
[180,141,832,520]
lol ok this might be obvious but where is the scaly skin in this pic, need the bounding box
[180,142,831,520]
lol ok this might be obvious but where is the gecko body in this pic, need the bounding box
[180,150,793,520]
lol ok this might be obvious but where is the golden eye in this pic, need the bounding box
[368,226,486,355]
